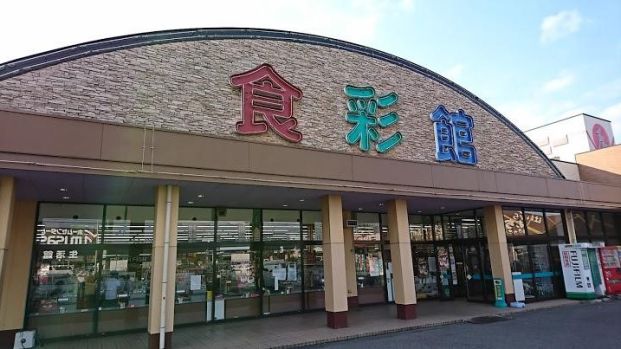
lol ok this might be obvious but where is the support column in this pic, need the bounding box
[0,178,30,348]
[342,211,358,308]
[0,177,15,294]
[321,195,348,329]
[564,209,577,243]
[483,205,515,304]
[148,185,180,349]
[386,199,417,319]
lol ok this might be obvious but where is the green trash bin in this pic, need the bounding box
[493,278,507,308]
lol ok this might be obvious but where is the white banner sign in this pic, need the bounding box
[559,244,595,298]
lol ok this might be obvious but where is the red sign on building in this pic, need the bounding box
[230,64,303,143]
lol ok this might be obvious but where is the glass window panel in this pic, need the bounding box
[412,244,438,298]
[216,209,259,242]
[262,210,300,241]
[508,244,531,274]
[573,211,588,238]
[215,246,260,320]
[587,212,604,237]
[422,216,434,241]
[455,211,477,239]
[29,246,99,315]
[104,206,154,244]
[443,216,457,240]
[508,244,535,300]
[475,209,485,237]
[37,204,103,245]
[521,278,536,300]
[524,209,546,236]
[262,245,302,314]
[408,215,425,241]
[302,211,322,241]
[174,248,214,325]
[303,245,324,310]
[380,214,389,241]
[99,245,151,311]
[602,213,616,240]
[545,210,566,239]
[178,207,214,243]
[530,245,551,273]
[433,216,444,241]
[353,213,381,241]
[503,208,525,237]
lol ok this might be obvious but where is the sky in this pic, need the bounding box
[1,0,620,142]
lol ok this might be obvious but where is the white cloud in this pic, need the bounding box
[542,71,575,93]
[442,64,464,82]
[540,10,583,44]
[400,0,415,11]
[495,98,589,131]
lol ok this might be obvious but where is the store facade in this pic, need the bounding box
[0,28,620,348]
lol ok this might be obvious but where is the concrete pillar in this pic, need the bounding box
[342,211,358,307]
[0,177,15,293]
[321,195,348,329]
[0,180,36,348]
[386,199,417,319]
[564,209,577,243]
[483,205,515,303]
[148,185,180,349]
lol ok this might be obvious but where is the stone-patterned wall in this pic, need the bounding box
[0,39,557,177]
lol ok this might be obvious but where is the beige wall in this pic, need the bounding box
[0,200,36,330]
[0,111,620,211]
[576,145,621,187]
[0,38,557,177]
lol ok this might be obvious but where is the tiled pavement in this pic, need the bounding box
[39,299,579,349]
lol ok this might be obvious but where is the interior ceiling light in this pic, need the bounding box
[197,194,204,198]
[59,188,67,192]
[282,204,288,207]
[62,196,70,200]
[187,201,194,205]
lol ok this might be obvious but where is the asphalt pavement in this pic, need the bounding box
[305,299,621,348]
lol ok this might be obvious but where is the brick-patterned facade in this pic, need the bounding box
[0,39,558,177]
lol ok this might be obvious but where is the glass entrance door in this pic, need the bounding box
[354,243,386,304]
[412,244,439,299]
[436,245,454,300]
[461,244,486,301]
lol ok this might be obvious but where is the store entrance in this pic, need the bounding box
[354,243,386,304]
[413,242,492,302]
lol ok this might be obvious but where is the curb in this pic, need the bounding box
[272,300,584,348]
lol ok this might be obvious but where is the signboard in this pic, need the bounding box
[559,244,596,299]
[37,218,99,245]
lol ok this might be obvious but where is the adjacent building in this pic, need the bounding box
[0,28,619,348]
[525,114,615,162]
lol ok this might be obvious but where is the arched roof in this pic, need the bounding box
[0,27,563,177]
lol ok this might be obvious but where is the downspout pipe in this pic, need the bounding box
[160,185,173,349]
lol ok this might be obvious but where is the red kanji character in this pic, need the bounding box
[230,64,303,143]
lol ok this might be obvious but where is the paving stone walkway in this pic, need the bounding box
[39,298,578,349]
